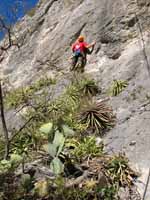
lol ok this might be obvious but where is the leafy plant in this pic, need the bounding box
[11,129,36,155]
[109,80,128,96]
[62,84,80,111]
[79,101,115,135]
[65,136,103,162]
[40,121,75,175]
[0,160,12,174]
[78,78,99,97]
[5,76,56,108]
[27,7,36,17]
[97,186,117,200]
[0,154,22,174]
[105,154,137,187]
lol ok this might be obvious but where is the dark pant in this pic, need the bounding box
[71,46,94,71]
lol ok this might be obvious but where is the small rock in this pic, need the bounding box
[98,172,108,187]
[118,187,130,200]
[129,141,136,146]
[95,137,103,146]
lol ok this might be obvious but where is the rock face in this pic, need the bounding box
[1,0,150,198]
[1,0,150,87]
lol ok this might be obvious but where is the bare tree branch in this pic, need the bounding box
[0,15,20,159]
[0,81,9,159]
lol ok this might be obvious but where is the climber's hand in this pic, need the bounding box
[92,41,96,46]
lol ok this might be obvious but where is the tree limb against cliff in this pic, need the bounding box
[0,16,20,159]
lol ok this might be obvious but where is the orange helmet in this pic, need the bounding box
[78,35,84,42]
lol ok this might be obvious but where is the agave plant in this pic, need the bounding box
[78,78,99,97]
[79,101,115,135]
[109,80,128,96]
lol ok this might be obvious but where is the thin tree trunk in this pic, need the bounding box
[0,81,9,159]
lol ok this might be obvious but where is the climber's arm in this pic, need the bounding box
[85,41,96,54]
[86,41,96,49]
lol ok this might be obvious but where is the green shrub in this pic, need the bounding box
[109,80,128,96]
[65,136,103,162]
[27,8,36,17]
[5,76,56,108]
[105,154,137,187]
[40,121,75,175]
[78,78,99,97]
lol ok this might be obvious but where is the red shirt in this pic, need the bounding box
[72,41,88,53]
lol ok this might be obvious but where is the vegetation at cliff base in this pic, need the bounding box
[0,75,139,200]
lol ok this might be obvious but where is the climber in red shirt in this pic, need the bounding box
[71,36,96,72]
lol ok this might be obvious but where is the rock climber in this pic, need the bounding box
[71,36,96,72]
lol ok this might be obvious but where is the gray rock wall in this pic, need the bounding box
[1,0,150,87]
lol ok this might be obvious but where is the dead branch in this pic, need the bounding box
[0,15,20,159]
[65,170,89,188]
[0,81,9,159]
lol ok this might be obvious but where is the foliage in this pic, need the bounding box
[11,128,36,155]
[105,154,137,187]
[5,76,56,108]
[0,154,22,174]
[1,74,138,199]
[10,153,23,168]
[64,114,87,133]
[26,7,36,17]
[97,186,117,200]
[61,84,81,112]
[109,80,128,96]
[40,121,75,175]
[65,136,104,162]
[0,160,12,174]
[47,177,117,200]
[78,78,99,97]
[34,179,49,198]
[79,101,115,135]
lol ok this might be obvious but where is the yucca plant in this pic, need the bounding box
[64,84,80,102]
[109,80,128,96]
[78,78,99,97]
[79,101,115,135]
